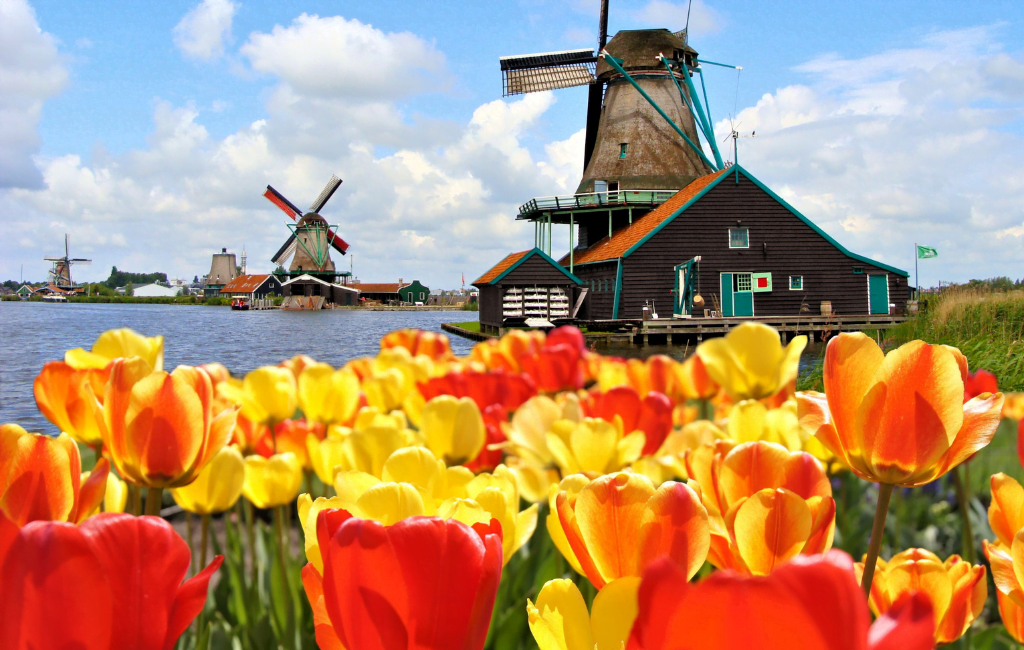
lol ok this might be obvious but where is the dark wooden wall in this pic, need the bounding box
[477,255,583,328]
[571,261,619,320]
[479,285,503,328]
[575,173,908,320]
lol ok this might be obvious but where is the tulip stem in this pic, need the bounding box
[861,482,894,596]
[952,466,976,564]
[186,512,195,576]
[131,484,142,516]
[245,499,257,586]
[145,487,163,516]
[200,514,210,569]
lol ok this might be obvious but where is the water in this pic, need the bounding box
[0,302,477,433]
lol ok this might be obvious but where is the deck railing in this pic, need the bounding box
[518,189,679,217]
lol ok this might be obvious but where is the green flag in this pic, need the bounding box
[917,245,938,259]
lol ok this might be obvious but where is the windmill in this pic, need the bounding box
[264,175,349,280]
[45,234,91,289]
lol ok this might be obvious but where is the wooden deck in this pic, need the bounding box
[633,314,907,345]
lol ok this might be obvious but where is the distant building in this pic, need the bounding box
[281,274,359,308]
[16,285,36,299]
[219,274,283,301]
[204,248,240,297]
[355,280,430,304]
[134,283,180,298]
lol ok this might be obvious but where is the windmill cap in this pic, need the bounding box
[597,29,697,80]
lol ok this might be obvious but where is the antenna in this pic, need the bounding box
[683,0,692,47]
[721,117,755,165]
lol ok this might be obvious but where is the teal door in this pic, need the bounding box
[674,257,700,317]
[720,273,733,317]
[733,272,754,317]
[869,275,889,314]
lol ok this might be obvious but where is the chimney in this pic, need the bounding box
[221,248,227,253]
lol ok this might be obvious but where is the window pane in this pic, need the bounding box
[730,228,749,248]
[736,273,752,292]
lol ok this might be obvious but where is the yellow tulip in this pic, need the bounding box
[297,493,349,572]
[243,452,303,509]
[546,475,590,575]
[546,417,645,477]
[65,327,164,371]
[527,577,640,650]
[237,366,297,425]
[298,363,360,426]
[352,405,408,432]
[420,395,485,466]
[505,394,582,468]
[82,469,128,516]
[306,428,348,485]
[696,323,806,401]
[727,399,803,449]
[171,446,245,515]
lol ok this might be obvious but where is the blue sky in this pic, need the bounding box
[2,0,1023,287]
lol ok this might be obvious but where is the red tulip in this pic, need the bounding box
[304,510,503,650]
[418,369,537,414]
[584,386,674,455]
[964,369,998,403]
[518,326,587,393]
[627,551,935,650]
[0,512,221,650]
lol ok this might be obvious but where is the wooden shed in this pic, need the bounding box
[561,165,909,320]
[474,248,584,334]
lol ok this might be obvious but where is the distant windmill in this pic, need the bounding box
[264,175,349,278]
[498,0,735,194]
[45,234,91,289]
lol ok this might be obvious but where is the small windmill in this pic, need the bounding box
[721,116,755,166]
[264,175,349,279]
[45,234,91,289]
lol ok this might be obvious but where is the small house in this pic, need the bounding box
[473,248,584,334]
[281,273,359,307]
[398,280,430,305]
[219,274,283,301]
[134,283,180,298]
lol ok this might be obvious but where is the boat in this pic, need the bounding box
[230,297,250,310]
[42,295,68,303]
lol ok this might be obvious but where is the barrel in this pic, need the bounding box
[820,301,832,316]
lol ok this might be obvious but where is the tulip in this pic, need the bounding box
[279,353,318,379]
[418,368,537,415]
[64,327,165,372]
[555,472,709,589]
[307,426,350,486]
[234,365,298,429]
[528,577,640,650]
[362,367,410,413]
[521,327,587,392]
[302,512,503,650]
[171,445,245,515]
[988,473,1024,550]
[675,354,719,401]
[33,360,110,447]
[103,360,237,496]
[547,417,646,477]
[627,551,935,650]
[0,511,221,649]
[964,368,998,401]
[254,418,323,470]
[686,440,835,575]
[329,422,416,479]
[0,424,108,526]
[545,474,591,575]
[997,589,1024,644]
[505,394,582,469]
[798,333,1003,593]
[470,329,545,372]
[298,363,361,426]
[82,468,128,516]
[1004,392,1024,421]
[243,452,303,509]
[696,323,806,401]
[381,328,454,361]
[857,548,986,645]
[420,395,486,466]
[585,386,674,455]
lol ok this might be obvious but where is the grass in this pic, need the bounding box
[451,321,481,333]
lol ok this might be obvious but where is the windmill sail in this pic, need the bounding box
[309,175,342,213]
[500,49,597,96]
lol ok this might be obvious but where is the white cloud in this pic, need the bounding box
[634,0,722,36]
[0,0,68,189]
[240,14,447,100]
[173,0,236,61]
[720,25,1024,283]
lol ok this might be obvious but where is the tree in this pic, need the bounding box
[124,282,134,297]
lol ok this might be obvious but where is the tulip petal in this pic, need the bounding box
[990,473,1024,549]
[355,482,427,525]
[732,488,812,576]
[935,392,1004,477]
[637,481,709,580]
[822,332,885,451]
[797,391,849,467]
[802,495,836,555]
[302,564,347,650]
[881,549,954,625]
[163,555,223,650]
[124,371,207,487]
[591,576,641,650]
[528,579,594,650]
[997,589,1024,644]
[985,540,1024,607]
[75,459,110,523]
[574,473,655,585]
[934,559,986,645]
[0,428,80,526]
[867,592,936,650]
[572,420,619,474]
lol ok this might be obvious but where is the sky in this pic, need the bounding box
[1,0,1022,289]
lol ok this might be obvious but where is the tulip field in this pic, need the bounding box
[5,321,1024,650]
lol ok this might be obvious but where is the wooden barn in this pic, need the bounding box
[474,248,584,334]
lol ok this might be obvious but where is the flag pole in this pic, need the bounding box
[914,243,919,301]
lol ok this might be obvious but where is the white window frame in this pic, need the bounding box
[728,227,750,249]
[789,275,804,291]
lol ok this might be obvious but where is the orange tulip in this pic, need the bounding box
[857,548,985,645]
[988,473,1024,550]
[675,354,719,401]
[998,590,1024,644]
[983,473,1024,616]
[798,333,1004,486]
[229,412,266,456]
[555,472,709,589]
[279,354,318,379]
[254,418,323,468]
[687,440,835,575]
[381,328,454,361]
[103,359,236,488]
[0,424,108,526]
[34,360,111,447]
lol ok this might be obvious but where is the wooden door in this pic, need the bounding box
[733,272,754,317]
[720,273,733,317]
[869,275,889,314]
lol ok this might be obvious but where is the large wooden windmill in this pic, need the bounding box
[45,234,91,289]
[498,0,736,260]
[264,175,349,281]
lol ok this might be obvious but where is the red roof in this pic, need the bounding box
[474,250,530,285]
[356,283,401,293]
[219,274,272,294]
[562,170,728,265]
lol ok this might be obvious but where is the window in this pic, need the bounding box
[853,267,864,274]
[735,273,752,292]
[729,228,749,248]
[419,292,425,300]
[789,275,803,290]
[619,143,628,159]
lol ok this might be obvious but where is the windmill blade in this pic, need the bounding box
[71,259,92,264]
[272,235,297,266]
[500,49,597,96]
[263,185,303,219]
[327,229,350,255]
[309,175,342,214]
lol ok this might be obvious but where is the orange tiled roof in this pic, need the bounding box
[564,169,728,266]
[219,274,271,294]
[474,250,530,285]
[356,283,401,293]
